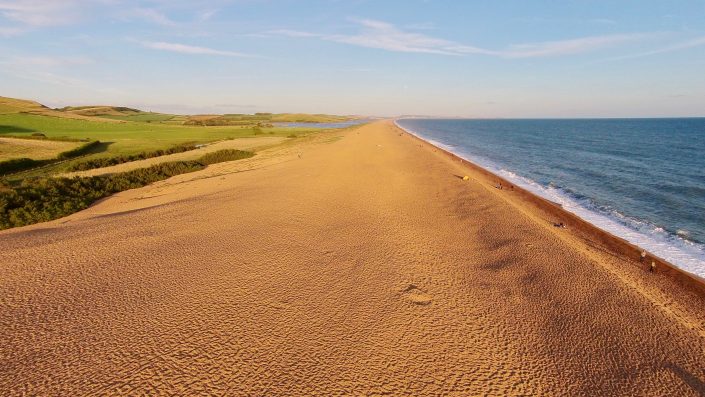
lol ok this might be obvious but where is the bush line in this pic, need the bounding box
[0,149,254,230]
[0,158,49,175]
[66,143,199,172]
[0,140,102,176]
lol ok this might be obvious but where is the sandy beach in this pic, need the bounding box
[1,120,704,395]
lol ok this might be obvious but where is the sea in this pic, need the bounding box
[396,118,705,279]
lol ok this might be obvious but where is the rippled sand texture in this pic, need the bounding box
[1,121,705,396]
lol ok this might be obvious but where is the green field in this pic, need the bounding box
[0,113,315,155]
[0,96,362,182]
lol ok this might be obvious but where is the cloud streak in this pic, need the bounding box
[131,8,176,26]
[2,55,94,67]
[0,25,24,36]
[267,19,657,59]
[0,0,84,27]
[0,1,225,34]
[501,33,650,58]
[602,35,705,61]
[140,41,252,57]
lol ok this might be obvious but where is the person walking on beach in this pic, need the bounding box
[650,261,656,273]
[640,250,647,263]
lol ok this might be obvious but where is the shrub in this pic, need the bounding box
[0,149,255,230]
[0,158,47,176]
[66,143,199,172]
[197,150,254,165]
[0,161,205,230]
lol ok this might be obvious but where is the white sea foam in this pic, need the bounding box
[395,119,705,279]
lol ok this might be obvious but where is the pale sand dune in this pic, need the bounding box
[1,121,705,396]
[61,136,287,178]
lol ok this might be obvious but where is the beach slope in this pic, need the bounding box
[1,121,704,396]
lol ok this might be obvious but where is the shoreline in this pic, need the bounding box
[393,119,705,297]
[2,119,705,394]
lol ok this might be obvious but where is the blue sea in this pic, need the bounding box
[396,118,705,278]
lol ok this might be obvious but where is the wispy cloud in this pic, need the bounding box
[197,9,217,22]
[266,20,490,56]
[140,41,252,57]
[326,19,491,56]
[602,35,705,61]
[501,33,649,58]
[130,7,176,26]
[0,62,122,94]
[0,1,223,34]
[590,18,617,25]
[0,25,25,36]
[3,55,94,67]
[266,18,656,59]
[0,0,83,27]
[267,29,320,38]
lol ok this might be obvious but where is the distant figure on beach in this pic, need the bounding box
[650,261,656,273]
[496,183,503,190]
[640,250,647,263]
[553,222,565,228]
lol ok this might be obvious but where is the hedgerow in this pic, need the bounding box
[0,149,254,230]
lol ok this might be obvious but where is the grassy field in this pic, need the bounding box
[0,113,315,155]
[0,137,81,161]
[0,96,362,182]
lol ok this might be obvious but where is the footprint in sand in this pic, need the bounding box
[402,284,432,306]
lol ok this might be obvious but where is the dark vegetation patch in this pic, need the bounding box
[0,158,49,175]
[0,140,104,176]
[198,149,254,165]
[0,125,36,134]
[56,141,102,160]
[66,143,199,172]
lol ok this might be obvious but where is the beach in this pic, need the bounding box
[1,120,705,395]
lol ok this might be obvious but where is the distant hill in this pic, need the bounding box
[0,96,361,126]
[0,96,51,115]
[0,96,123,122]
[59,106,142,117]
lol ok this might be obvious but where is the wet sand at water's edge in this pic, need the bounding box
[1,120,705,396]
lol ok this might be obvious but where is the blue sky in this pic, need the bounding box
[1,0,705,117]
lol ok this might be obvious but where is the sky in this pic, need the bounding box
[1,0,705,117]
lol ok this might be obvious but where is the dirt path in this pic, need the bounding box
[1,121,704,396]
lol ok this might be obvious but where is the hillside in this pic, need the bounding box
[0,96,123,122]
[59,106,142,117]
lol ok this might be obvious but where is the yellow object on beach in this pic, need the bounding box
[462,176,470,181]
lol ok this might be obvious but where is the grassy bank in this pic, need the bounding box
[66,143,199,171]
[0,140,103,176]
[0,149,254,230]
